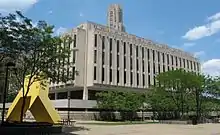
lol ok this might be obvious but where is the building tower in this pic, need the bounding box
[107,4,125,32]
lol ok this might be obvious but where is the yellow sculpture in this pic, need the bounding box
[6,75,61,124]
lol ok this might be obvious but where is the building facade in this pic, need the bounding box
[49,4,200,109]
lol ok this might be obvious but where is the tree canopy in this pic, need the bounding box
[0,11,73,122]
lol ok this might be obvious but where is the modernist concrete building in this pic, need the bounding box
[48,4,200,110]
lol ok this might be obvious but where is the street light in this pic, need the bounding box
[1,62,15,125]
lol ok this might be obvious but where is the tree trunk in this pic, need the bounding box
[20,88,26,123]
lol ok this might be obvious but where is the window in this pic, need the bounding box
[153,50,155,61]
[73,51,76,63]
[162,53,165,63]
[117,55,119,68]
[110,69,112,83]
[179,58,182,67]
[136,59,139,71]
[57,92,67,99]
[187,60,189,69]
[131,72,133,85]
[124,71,126,84]
[117,40,120,53]
[74,34,76,47]
[148,62,150,73]
[142,60,145,72]
[142,47,144,58]
[158,51,160,62]
[136,46,138,57]
[190,61,193,70]
[117,70,120,84]
[137,73,139,86]
[124,56,126,68]
[147,49,150,59]
[102,68,105,82]
[167,54,169,64]
[130,58,133,70]
[94,50,97,63]
[72,67,75,80]
[94,34,97,47]
[176,57,178,66]
[94,66,97,80]
[158,64,160,73]
[143,74,145,87]
[183,59,186,68]
[102,52,105,64]
[148,75,151,86]
[110,53,112,67]
[110,38,112,51]
[124,42,126,54]
[130,44,132,55]
[154,77,156,86]
[171,55,173,65]
[153,63,155,74]
[102,36,105,50]
[163,65,165,72]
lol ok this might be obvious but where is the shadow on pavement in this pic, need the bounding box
[61,125,90,135]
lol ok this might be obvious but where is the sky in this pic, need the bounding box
[1,0,220,76]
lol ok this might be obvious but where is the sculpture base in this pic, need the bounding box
[0,122,62,135]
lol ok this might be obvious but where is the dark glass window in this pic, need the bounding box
[94,66,97,80]
[143,74,145,87]
[124,42,126,54]
[136,46,138,57]
[117,70,120,84]
[124,71,126,84]
[102,36,105,50]
[94,50,97,63]
[110,69,112,82]
[102,68,105,82]
[130,44,132,55]
[74,34,76,47]
[94,34,97,47]
[110,38,112,51]
[117,40,120,53]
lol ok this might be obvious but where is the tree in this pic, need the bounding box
[0,11,72,122]
[96,91,145,121]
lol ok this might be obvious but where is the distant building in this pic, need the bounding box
[49,4,201,110]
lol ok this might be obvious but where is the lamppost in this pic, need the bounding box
[1,62,15,125]
[67,94,70,124]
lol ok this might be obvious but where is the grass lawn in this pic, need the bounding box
[78,121,159,125]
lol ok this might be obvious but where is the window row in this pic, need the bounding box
[94,34,199,71]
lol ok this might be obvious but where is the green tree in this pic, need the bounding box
[96,91,145,121]
[0,11,72,122]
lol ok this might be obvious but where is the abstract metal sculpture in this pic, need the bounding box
[6,75,61,124]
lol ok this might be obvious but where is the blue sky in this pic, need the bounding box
[1,0,220,76]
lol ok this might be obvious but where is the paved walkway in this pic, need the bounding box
[71,123,220,135]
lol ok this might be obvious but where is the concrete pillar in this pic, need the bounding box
[83,87,88,100]
[55,92,58,100]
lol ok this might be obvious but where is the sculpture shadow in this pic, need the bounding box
[62,125,90,135]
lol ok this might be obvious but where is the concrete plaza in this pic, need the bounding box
[71,123,220,135]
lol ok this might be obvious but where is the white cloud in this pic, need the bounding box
[193,51,205,58]
[0,0,38,13]
[207,12,220,21]
[202,59,220,77]
[79,12,84,17]
[183,12,220,40]
[183,42,196,47]
[55,27,67,36]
